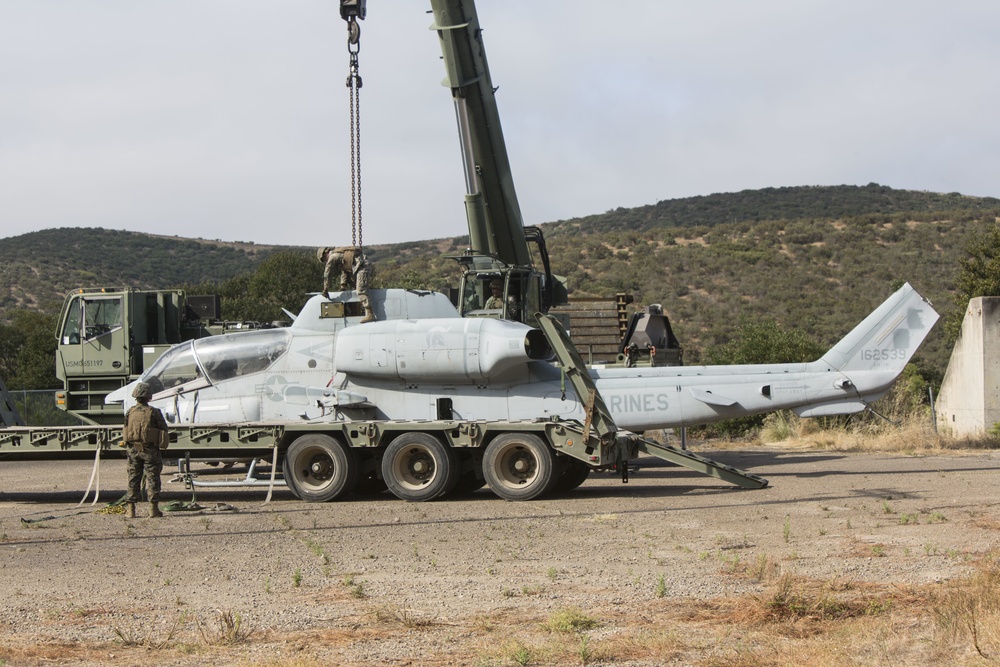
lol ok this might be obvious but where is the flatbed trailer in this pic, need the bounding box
[0,416,766,501]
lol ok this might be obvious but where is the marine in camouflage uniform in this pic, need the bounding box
[317,246,375,323]
[124,382,170,518]
[484,278,520,321]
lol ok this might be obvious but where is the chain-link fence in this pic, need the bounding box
[8,390,84,427]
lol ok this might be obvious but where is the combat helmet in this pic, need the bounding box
[316,247,332,262]
[132,382,152,400]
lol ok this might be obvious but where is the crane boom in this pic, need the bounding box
[429,0,530,267]
[427,0,567,324]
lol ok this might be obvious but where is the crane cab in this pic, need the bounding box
[455,259,545,327]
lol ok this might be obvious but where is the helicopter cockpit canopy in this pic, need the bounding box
[144,329,291,398]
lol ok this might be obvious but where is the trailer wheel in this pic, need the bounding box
[382,432,458,501]
[483,433,556,501]
[552,458,592,493]
[284,434,359,502]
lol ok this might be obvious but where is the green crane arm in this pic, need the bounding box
[429,0,532,268]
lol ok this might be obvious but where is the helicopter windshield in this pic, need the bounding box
[194,329,291,383]
[143,329,290,395]
[144,342,201,395]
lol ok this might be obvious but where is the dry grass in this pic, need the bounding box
[195,609,256,646]
[542,606,601,633]
[367,603,438,629]
[113,613,183,648]
[973,517,1000,532]
[931,554,1000,660]
[5,562,1000,667]
[6,535,1000,667]
[757,410,999,455]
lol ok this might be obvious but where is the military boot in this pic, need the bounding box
[361,307,376,324]
[126,502,136,519]
[149,502,163,518]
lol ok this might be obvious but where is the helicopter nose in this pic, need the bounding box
[105,380,139,405]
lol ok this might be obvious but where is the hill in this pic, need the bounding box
[0,228,285,313]
[2,184,998,376]
[559,183,1000,233]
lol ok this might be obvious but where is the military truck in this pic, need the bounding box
[54,287,274,425]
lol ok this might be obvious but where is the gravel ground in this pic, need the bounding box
[1,445,998,665]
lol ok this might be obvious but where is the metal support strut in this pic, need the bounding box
[537,313,769,490]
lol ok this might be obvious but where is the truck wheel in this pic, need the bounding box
[483,433,557,501]
[552,458,592,493]
[284,434,359,502]
[382,432,458,501]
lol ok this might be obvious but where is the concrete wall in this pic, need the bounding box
[935,297,1000,436]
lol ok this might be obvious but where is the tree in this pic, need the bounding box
[219,251,321,323]
[706,317,824,366]
[945,222,1000,343]
[697,317,824,438]
[0,311,60,389]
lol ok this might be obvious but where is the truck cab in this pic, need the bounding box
[54,288,252,424]
[456,258,544,327]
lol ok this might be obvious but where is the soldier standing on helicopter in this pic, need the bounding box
[317,246,376,323]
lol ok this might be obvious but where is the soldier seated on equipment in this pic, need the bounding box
[484,278,520,321]
[123,382,170,519]
[317,246,376,323]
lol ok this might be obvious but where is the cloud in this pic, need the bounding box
[1,1,998,247]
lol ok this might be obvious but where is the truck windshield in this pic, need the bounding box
[84,297,122,340]
[59,295,123,344]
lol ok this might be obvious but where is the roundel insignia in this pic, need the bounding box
[263,375,288,402]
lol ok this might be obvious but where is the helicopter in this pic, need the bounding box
[108,282,937,434]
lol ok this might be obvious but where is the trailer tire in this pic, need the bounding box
[552,458,592,493]
[382,432,458,501]
[284,434,359,502]
[483,433,557,501]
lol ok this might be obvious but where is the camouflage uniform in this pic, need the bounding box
[124,384,169,517]
[317,246,375,322]
[484,279,520,321]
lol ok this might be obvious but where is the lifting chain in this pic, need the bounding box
[344,7,364,250]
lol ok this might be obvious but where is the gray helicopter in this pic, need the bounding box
[109,282,937,433]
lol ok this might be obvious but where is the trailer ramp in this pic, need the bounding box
[537,314,768,490]
[632,436,768,489]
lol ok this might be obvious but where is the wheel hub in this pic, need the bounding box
[308,456,332,479]
[405,451,434,482]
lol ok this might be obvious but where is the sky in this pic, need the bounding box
[2,1,999,248]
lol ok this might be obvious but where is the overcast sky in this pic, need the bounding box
[2,1,998,248]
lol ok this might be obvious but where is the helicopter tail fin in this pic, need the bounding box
[819,283,938,375]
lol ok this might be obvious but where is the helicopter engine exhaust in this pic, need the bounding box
[334,318,552,382]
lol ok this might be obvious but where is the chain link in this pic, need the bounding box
[346,18,363,251]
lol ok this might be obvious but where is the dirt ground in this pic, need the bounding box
[1,445,999,666]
